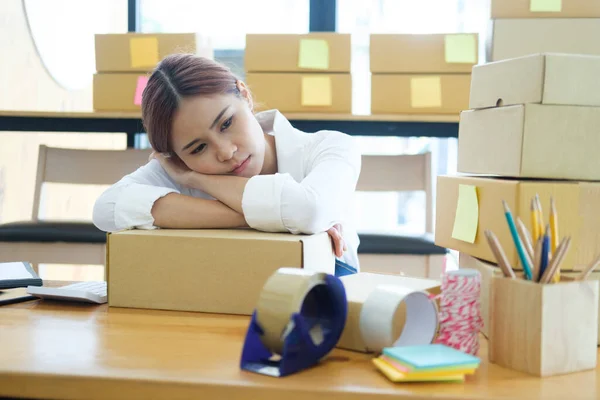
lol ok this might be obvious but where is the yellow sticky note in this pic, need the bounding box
[301,76,332,106]
[452,184,479,243]
[530,0,562,12]
[129,37,159,68]
[410,77,442,108]
[298,39,330,70]
[444,34,477,64]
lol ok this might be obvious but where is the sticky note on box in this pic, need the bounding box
[298,39,330,70]
[530,0,562,12]
[301,76,332,106]
[410,77,442,108]
[452,184,479,243]
[134,76,149,106]
[444,34,477,64]
[130,37,159,68]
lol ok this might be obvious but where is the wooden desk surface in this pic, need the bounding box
[0,109,460,123]
[0,300,597,400]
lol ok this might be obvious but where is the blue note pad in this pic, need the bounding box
[383,344,480,370]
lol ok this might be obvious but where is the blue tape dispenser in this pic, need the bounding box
[240,267,347,377]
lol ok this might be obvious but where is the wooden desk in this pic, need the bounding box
[0,110,459,148]
[0,299,597,400]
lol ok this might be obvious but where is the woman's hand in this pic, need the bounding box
[327,223,347,258]
[151,152,197,187]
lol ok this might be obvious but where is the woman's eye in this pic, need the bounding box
[220,116,233,132]
[191,143,206,155]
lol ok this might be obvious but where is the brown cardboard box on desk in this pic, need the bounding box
[244,33,352,113]
[369,33,477,115]
[435,175,600,272]
[106,229,335,315]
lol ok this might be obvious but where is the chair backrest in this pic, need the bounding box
[356,152,433,233]
[31,145,152,220]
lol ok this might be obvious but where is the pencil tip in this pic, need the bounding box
[502,200,509,211]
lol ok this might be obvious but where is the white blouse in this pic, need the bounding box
[93,109,362,269]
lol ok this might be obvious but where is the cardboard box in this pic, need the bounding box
[370,34,478,73]
[435,175,600,272]
[106,229,335,315]
[458,104,600,180]
[246,72,352,113]
[371,74,470,115]
[489,276,598,376]
[95,33,213,72]
[245,33,351,73]
[93,73,148,111]
[337,273,441,353]
[491,0,600,18]
[469,53,600,109]
[459,252,600,344]
[490,18,600,62]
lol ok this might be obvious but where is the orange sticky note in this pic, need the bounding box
[530,0,562,12]
[444,34,477,64]
[298,39,329,70]
[130,37,159,68]
[452,184,479,243]
[410,77,442,108]
[301,76,332,106]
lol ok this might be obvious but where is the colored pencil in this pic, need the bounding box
[577,253,600,281]
[531,198,540,243]
[539,225,550,281]
[503,200,532,280]
[532,237,542,282]
[535,194,544,236]
[549,197,560,283]
[540,237,571,284]
[516,217,534,261]
[484,230,516,279]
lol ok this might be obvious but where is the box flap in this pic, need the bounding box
[543,53,600,107]
[469,53,545,109]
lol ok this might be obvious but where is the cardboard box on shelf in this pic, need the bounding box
[371,74,470,115]
[106,229,335,315]
[435,174,600,272]
[491,0,600,19]
[93,73,150,111]
[458,104,600,180]
[469,53,600,109]
[459,252,600,345]
[490,18,600,62]
[370,33,478,73]
[95,33,212,73]
[245,72,352,113]
[245,33,351,73]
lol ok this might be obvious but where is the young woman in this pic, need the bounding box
[92,54,361,276]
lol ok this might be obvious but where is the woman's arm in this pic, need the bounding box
[151,193,247,229]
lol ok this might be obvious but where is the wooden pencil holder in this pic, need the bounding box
[488,276,599,377]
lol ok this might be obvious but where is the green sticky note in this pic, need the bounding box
[452,184,479,243]
[444,34,477,64]
[130,37,159,68]
[301,76,332,106]
[410,77,442,108]
[298,39,330,70]
[530,0,562,12]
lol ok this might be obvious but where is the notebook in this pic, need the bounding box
[0,262,43,290]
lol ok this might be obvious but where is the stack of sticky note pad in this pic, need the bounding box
[490,0,600,62]
[369,33,478,115]
[244,33,352,113]
[373,344,481,383]
[93,33,212,111]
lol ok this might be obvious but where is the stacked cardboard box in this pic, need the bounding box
[93,33,212,111]
[434,53,600,340]
[370,33,478,115]
[244,33,352,113]
[489,0,600,61]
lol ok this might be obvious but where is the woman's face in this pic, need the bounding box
[170,88,266,178]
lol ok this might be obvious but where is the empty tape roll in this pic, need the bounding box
[359,284,439,353]
[255,268,345,355]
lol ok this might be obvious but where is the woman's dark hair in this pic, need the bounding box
[141,53,242,154]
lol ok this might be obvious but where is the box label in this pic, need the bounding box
[410,77,442,108]
[134,76,149,106]
[452,184,479,243]
[301,76,332,106]
[130,37,159,68]
[530,0,562,12]
[298,39,330,70]
[444,34,477,64]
